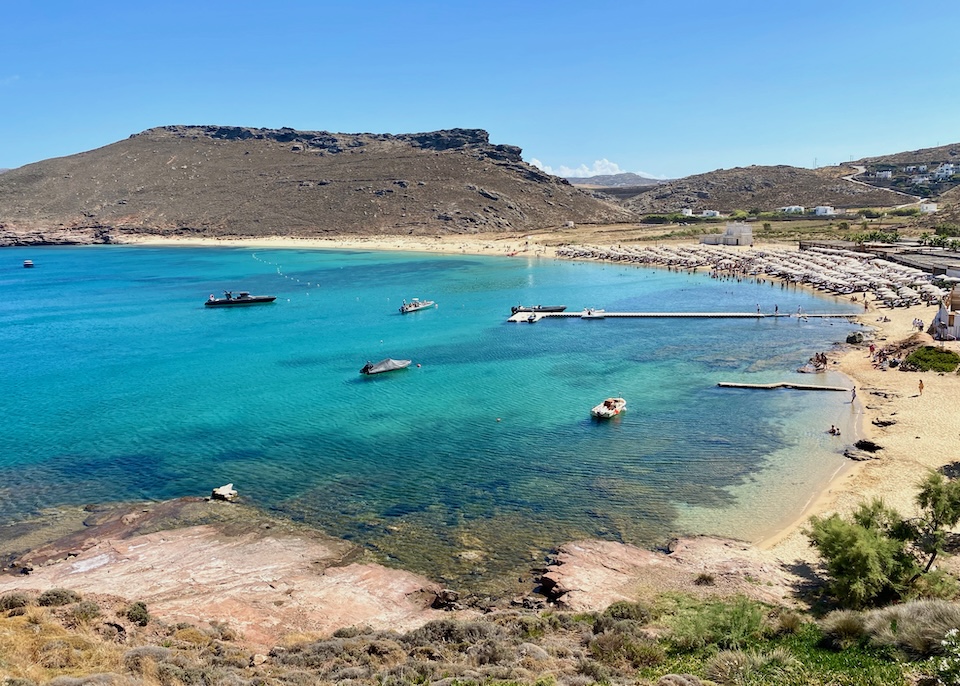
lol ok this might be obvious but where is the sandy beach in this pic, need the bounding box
[3,231,958,647]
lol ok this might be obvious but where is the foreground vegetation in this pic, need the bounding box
[4,587,960,685]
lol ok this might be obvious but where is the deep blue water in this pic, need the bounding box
[0,246,860,585]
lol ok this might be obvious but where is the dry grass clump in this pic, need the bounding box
[0,610,125,683]
[705,646,802,685]
[862,599,960,656]
[821,600,960,656]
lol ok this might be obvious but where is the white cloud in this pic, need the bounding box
[528,157,662,179]
[0,75,20,86]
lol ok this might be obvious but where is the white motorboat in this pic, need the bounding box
[591,397,626,419]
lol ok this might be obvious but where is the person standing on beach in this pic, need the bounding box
[919,379,924,396]
[851,387,857,403]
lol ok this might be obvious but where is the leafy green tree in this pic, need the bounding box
[808,500,917,608]
[910,472,960,574]
[807,473,960,608]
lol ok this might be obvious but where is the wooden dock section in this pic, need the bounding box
[508,311,856,323]
[717,381,850,392]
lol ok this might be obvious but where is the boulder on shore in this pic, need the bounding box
[211,484,238,502]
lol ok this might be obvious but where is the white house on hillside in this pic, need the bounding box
[779,205,805,213]
[934,164,956,181]
[920,202,939,214]
[876,170,893,180]
[701,209,721,217]
[814,206,836,216]
[680,208,693,216]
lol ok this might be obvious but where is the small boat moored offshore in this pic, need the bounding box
[205,290,277,307]
[591,397,626,419]
[511,304,567,314]
[23,260,34,268]
[582,308,606,319]
[399,298,435,314]
[360,358,412,375]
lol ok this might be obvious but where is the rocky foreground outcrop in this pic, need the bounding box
[0,499,452,650]
[0,125,635,244]
[0,500,811,650]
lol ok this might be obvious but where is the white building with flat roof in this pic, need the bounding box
[814,206,836,216]
[699,222,753,246]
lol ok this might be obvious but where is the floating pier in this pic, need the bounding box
[717,381,850,392]
[508,311,856,323]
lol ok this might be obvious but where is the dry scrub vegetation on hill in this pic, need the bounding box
[3,587,953,685]
[0,126,633,242]
[619,165,910,215]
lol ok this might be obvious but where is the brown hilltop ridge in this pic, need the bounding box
[0,125,635,244]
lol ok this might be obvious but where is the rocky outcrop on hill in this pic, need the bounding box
[620,165,909,214]
[0,126,634,244]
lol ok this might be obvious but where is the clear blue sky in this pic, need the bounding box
[3,1,959,179]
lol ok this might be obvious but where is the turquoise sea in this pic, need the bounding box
[1,246,860,588]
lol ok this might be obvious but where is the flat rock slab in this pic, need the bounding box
[0,521,448,650]
[541,537,804,610]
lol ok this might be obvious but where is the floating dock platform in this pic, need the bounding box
[717,381,850,392]
[508,311,856,323]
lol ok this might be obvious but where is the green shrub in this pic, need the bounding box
[589,631,665,668]
[903,346,960,373]
[37,589,80,606]
[937,628,960,685]
[667,596,767,651]
[125,601,150,626]
[70,600,101,622]
[0,593,30,610]
[603,600,651,623]
[806,499,918,608]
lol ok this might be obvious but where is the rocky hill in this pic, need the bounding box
[855,142,960,167]
[0,126,635,243]
[620,165,911,214]
[565,172,663,188]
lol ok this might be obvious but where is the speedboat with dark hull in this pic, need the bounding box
[399,298,435,314]
[360,358,412,375]
[205,291,277,307]
[511,304,566,314]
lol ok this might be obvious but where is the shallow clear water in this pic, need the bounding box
[0,246,860,586]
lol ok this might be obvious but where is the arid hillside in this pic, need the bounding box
[617,165,911,214]
[0,126,635,243]
[855,141,960,167]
